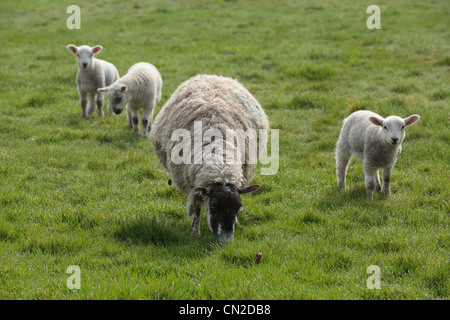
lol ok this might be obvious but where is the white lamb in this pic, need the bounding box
[67,44,119,118]
[336,110,420,199]
[98,62,162,138]
[151,74,270,242]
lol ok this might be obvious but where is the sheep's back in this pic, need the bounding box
[151,75,269,192]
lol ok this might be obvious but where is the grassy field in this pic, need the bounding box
[0,0,448,299]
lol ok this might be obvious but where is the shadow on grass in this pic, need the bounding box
[317,184,367,208]
[59,112,144,148]
[114,213,188,247]
[315,183,393,228]
[316,183,392,212]
[113,211,226,260]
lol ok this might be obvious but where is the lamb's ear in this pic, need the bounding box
[67,44,78,54]
[97,87,109,93]
[120,85,127,92]
[238,185,260,194]
[369,116,384,127]
[92,45,103,54]
[194,187,209,196]
[404,114,420,126]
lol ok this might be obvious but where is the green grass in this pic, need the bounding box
[0,0,448,299]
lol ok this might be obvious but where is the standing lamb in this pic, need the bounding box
[151,74,270,242]
[336,110,420,199]
[66,44,119,118]
[98,62,162,138]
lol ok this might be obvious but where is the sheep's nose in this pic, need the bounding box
[113,108,122,115]
[82,63,88,68]
[391,138,399,145]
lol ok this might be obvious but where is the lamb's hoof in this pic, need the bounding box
[337,182,346,189]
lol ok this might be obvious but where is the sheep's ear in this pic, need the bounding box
[369,116,383,127]
[404,114,420,126]
[97,87,109,93]
[67,45,78,54]
[120,85,127,92]
[194,187,209,196]
[238,185,260,194]
[92,45,103,54]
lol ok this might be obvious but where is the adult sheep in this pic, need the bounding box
[151,74,270,242]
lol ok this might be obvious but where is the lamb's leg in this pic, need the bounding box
[107,100,113,114]
[336,148,351,189]
[79,91,87,118]
[375,170,382,192]
[382,165,394,196]
[96,93,105,118]
[363,161,377,200]
[141,105,154,138]
[128,107,140,135]
[126,106,133,128]
[86,92,96,119]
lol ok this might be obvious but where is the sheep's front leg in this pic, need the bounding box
[141,106,154,138]
[128,107,140,135]
[364,162,377,200]
[191,206,202,236]
[86,92,97,119]
[336,149,351,189]
[187,192,201,236]
[96,93,105,118]
[126,106,133,128]
[382,165,394,196]
[375,170,382,192]
[79,91,87,118]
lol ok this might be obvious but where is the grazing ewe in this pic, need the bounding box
[98,62,162,138]
[66,44,119,118]
[336,110,420,199]
[151,74,270,242]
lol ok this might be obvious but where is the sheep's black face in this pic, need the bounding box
[110,91,126,114]
[195,184,260,242]
[208,185,242,242]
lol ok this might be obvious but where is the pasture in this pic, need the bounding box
[0,0,448,299]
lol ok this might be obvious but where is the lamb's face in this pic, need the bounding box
[67,45,103,70]
[369,114,420,146]
[195,184,260,242]
[76,46,95,69]
[104,83,131,115]
[381,116,406,146]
